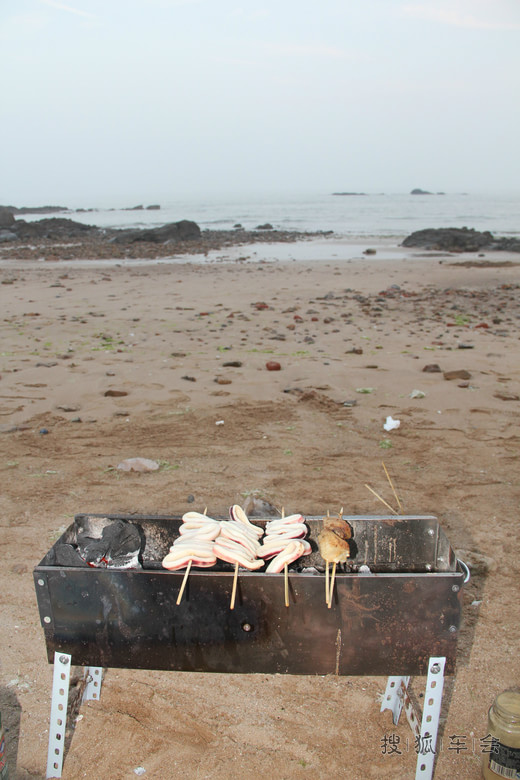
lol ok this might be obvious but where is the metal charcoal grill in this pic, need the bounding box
[34,513,468,779]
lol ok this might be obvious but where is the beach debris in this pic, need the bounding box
[409,389,426,399]
[443,369,471,381]
[383,416,400,431]
[363,248,377,255]
[215,420,225,425]
[117,457,159,472]
[266,361,281,371]
[39,428,50,435]
[356,387,374,394]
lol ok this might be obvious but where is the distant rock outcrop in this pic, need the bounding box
[410,188,433,195]
[402,227,520,253]
[0,205,68,214]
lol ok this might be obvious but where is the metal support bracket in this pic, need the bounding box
[46,652,72,779]
[46,656,104,778]
[82,666,104,702]
[381,656,446,780]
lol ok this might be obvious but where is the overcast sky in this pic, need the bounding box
[1,0,519,205]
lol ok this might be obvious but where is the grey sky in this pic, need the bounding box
[1,0,519,205]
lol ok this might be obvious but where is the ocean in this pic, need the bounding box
[22,191,520,239]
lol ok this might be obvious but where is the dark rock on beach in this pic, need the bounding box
[13,217,98,240]
[402,227,520,253]
[0,207,16,228]
[111,219,201,244]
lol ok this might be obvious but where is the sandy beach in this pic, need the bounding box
[1,238,519,779]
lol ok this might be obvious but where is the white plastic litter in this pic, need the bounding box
[383,416,401,432]
[116,458,159,472]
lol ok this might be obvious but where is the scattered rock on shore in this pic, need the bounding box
[402,227,520,253]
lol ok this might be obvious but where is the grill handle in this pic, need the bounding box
[457,558,471,584]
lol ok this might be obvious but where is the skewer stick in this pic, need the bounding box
[325,561,330,604]
[176,560,192,605]
[230,562,239,610]
[328,561,337,608]
[382,462,403,513]
[364,484,398,515]
[280,507,290,608]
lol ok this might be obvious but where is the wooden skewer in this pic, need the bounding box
[365,484,398,515]
[280,506,290,608]
[325,561,330,604]
[230,562,239,610]
[176,559,192,605]
[382,462,403,513]
[328,561,337,608]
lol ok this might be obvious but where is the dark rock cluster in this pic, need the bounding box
[402,227,520,253]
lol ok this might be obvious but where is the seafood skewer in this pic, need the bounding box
[317,509,352,608]
[259,509,310,606]
[162,509,218,604]
[214,506,264,609]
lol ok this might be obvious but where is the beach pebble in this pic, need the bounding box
[423,363,441,373]
[104,389,129,397]
[494,391,520,401]
[443,369,471,381]
[117,458,159,472]
[242,496,279,517]
[266,361,281,371]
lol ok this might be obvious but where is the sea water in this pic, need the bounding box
[20,191,520,239]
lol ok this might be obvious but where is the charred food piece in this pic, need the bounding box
[318,516,353,564]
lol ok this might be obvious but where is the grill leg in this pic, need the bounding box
[380,675,411,725]
[46,652,71,779]
[381,657,446,780]
[415,656,445,780]
[82,666,104,702]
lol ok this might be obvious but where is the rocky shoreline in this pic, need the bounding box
[1,206,519,261]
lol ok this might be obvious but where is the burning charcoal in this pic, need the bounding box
[76,518,142,568]
[52,543,89,567]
